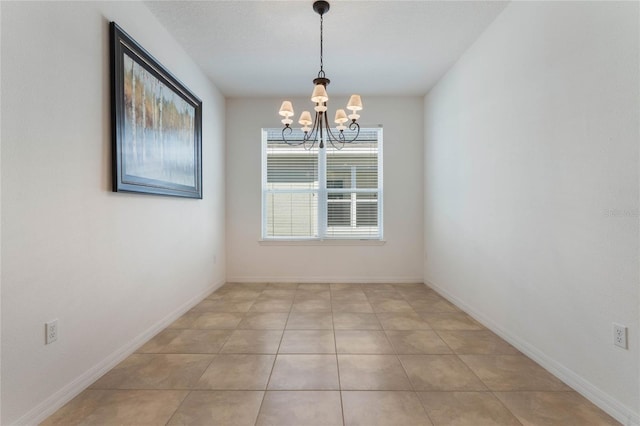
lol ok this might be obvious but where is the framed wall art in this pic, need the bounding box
[110,22,202,198]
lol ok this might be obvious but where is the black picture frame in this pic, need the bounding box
[110,22,202,199]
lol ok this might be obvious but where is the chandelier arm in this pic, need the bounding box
[328,131,345,151]
[328,112,363,145]
[329,120,360,144]
[322,113,347,151]
[325,120,361,149]
[347,120,361,141]
[282,125,305,146]
[303,111,322,150]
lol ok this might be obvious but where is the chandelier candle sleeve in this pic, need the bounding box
[277,0,362,150]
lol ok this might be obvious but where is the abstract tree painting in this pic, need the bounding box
[111,22,202,198]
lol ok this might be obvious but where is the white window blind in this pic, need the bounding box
[262,127,383,240]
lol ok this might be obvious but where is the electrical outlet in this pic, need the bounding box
[613,323,627,349]
[45,320,58,345]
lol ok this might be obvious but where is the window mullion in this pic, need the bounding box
[261,131,267,239]
[318,143,327,238]
[350,165,357,228]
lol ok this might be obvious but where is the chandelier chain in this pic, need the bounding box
[319,13,324,76]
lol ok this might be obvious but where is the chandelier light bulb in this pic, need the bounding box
[299,111,313,126]
[281,118,293,126]
[314,104,327,112]
[347,95,363,112]
[311,84,329,103]
[348,113,360,121]
[334,109,348,124]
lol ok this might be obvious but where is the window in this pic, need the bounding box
[262,127,383,240]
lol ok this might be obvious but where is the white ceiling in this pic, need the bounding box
[145,1,508,97]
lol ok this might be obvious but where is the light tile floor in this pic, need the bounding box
[43,283,620,426]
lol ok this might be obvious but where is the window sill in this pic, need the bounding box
[259,239,386,246]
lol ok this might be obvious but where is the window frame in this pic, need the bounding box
[261,127,384,241]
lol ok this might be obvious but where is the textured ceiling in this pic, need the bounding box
[145,1,508,97]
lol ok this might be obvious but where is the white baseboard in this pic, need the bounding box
[425,279,640,426]
[15,280,224,426]
[227,276,424,284]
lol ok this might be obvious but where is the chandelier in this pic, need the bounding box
[278,0,363,150]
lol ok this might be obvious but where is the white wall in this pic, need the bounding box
[227,97,423,283]
[0,3,3,422]
[424,1,639,423]
[0,2,225,424]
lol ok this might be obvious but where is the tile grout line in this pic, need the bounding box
[489,390,526,426]
[254,282,296,426]
[424,308,548,425]
[386,289,436,426]
[163,388,192,426]
[169,285,237,426]
[331,285,346,426]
